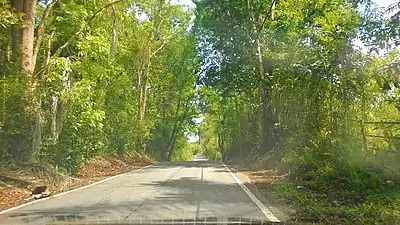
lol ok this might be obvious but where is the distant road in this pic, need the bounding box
[0,161,280,224]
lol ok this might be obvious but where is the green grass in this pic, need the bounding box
[272,167,400,224]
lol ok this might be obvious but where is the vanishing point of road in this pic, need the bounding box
[0,158,282,224]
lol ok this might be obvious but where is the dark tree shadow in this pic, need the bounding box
[0,161,283,225]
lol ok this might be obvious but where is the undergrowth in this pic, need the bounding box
[272,164,400,224]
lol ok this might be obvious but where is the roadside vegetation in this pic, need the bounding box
[1,0,199,173]
[1,0,198,210]
[194,0,400,224]
[1,0,399,223]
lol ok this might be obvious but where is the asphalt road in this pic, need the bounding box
[0,160,280,225]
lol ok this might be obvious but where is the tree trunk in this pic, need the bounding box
[52,57,71,141]
[109,3,117,57]
[344,74,349,135]
[10,0,23,65]
[166,98,183,161]
[361,73,368,152]
[21,0,36,75]
[138,54,151,122]
[234,90,242,154]
[32,0,58,72]
[0,39,7,134]
[258,0,276,152]
[20,0,37,161]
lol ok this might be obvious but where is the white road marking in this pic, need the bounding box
[222,162,280,223]
[0,164,155,215]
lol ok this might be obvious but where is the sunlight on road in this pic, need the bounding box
[193,155,207,161]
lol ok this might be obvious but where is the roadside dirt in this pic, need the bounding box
[226,152,297,222]
[0,151,154,211]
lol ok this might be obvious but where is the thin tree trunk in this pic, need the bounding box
[54,58,71,140]
[217,128,224,153]
[51,94,58,141]
[166,98,182,160]
[110,3,117,57]
[234,90,242,154]
[138,58,150,121]
[0,40,7,133]
[344,73,349,135]
[361,73,368,152]
[32,0,58,72]
[32,31,54,157]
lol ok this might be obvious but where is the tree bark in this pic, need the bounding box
[258,0,276,152]
[10,0,23,64]
[21,0,36,75]
[166,98,182,160]
[52,57,71,141]
[32,0,58,72]
[20,0,37,161]
[109,3,117,57]
[138,56,150,122]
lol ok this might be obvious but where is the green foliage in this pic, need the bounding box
[272,165,400,224]
[170,135,193,161]
[195,0,400,223]
[1,0,199,172]
[0,0,399,222]
[0,0,22,28]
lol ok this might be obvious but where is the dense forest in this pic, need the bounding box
[0,0,399,222]
[1,0,201,173]
[195,0,399,161]
[193,0,400,223]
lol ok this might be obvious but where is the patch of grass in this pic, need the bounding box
[272,168,400,225]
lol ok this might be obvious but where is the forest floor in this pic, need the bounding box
[0,151,154,211]
[227,152,400,225]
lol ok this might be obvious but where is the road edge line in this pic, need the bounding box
[0,164,155,215]
[221,162,280,223]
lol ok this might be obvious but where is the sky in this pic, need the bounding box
[376,0,397,8]
[170,0,196,10]
[173,0,397,8]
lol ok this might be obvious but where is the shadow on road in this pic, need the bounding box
[146,161,224,169]
[0,160,277,225]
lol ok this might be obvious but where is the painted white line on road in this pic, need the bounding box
[222,162,280,223]
[0,164,155,215]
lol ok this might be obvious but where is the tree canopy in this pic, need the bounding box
[0,2,399,220]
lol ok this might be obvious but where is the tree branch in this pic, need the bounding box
[257,0,277,36]
[52,0,124,58]
[34,0,124,76]
[32,0,59,72]
[150,41,167,58]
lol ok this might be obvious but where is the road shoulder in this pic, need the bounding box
[223,163,291,223]
[0,152,154,212]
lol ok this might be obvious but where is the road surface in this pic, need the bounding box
[0,160,280,224]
